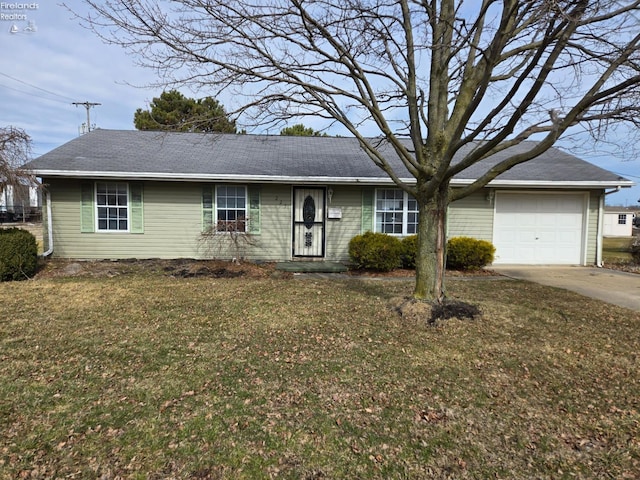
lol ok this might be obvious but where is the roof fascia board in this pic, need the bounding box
[33,169,634,189]
[461,179,635,188]
[33,170,401,184]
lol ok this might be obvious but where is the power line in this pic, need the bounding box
[0,73,104,135]
[0,72,76,102]
[612,171,640,180]
[72,101,102,133]
[0,81,71,105]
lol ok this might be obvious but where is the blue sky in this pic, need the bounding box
[1,2,638,207]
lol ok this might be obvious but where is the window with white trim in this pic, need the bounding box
[375,188,418,235]
[216,185,247,232]
[96,182,129,231]
[618,214,627,225]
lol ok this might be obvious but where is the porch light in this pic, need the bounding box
[486,189,495,204]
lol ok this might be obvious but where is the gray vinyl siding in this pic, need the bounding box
[447,191,494,241]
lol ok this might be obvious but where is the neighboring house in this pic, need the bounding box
[0,182,40,223]
[26,129,634,265]
[603,208,636,236]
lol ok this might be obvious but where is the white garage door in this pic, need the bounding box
[493,192,585,265]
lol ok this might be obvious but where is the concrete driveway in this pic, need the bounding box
[491,266,640,312]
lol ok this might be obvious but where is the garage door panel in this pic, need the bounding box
[537,216,558,228]
[493,193,585,265]
[556,230,581,243]
[537,197,559,214]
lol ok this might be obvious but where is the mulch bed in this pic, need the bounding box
[34,258,278,280]
[34,258,638,280]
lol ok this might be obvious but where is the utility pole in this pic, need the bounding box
[72,101,101,134]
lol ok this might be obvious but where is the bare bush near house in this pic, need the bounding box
[0,127,35,189]
[74,1,640,302]
[198,218,259,263]
[632,235,640,264]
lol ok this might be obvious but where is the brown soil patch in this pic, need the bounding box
[35,258,279,280]
[349,267,499,278]
[390,296,482,325]
[35,258,504,281]
[602,262,640,274]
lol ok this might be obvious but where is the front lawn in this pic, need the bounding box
[1,270,639,479]
[603,236,636,264]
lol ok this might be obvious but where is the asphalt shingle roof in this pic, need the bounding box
[27,129,631,186]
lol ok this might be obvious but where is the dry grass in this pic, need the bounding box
[1,266,639,479]
[603,236,635,263]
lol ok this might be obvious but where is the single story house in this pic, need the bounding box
[603,207,636,237]
[26,129,634,265]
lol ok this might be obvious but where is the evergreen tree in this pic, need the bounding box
[134,90,236,133]
[280,124,327,137]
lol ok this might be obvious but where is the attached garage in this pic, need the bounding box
[493,192,587,265]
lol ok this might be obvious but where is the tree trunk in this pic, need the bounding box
[414,185,449,303]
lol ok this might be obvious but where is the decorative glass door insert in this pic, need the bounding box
[292,187,325,257]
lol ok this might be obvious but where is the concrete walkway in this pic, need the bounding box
[491,266,640,312]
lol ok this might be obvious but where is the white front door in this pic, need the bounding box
[293,187,325,257]
[493,192,586,264]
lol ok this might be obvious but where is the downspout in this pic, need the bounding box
[596,186,621,267]
[41,190,54,257]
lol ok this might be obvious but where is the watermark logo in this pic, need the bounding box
[1,3,39,34]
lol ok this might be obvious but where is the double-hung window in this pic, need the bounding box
[618,214,627,225]
[375,188,418,235]
[216,185,247,232]
[96,182,129,232]
[81,181,142,234]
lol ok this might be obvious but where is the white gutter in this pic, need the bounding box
[31,169,636,190]
[41,190,53,257]
[596,186,622,267]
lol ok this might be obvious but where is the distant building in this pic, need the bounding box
[603,207,636,236]
[0,182,41,223]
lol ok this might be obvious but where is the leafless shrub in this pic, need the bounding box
[0,126,36,190]
[198,217,258,263]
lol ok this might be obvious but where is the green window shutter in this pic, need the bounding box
[248,186,261,234]
[129,183,144,233]
[80,182,95,233]
[361,187,374,233]
[202,185,214,232]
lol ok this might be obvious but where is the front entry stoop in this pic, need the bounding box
[275,261,349,273]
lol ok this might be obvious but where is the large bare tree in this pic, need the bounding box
[0,126,34,191]
[76,0,640,302]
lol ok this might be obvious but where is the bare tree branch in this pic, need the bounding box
[0,126,35,190]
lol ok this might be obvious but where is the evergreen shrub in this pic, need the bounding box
[446,236,496,270]
[401,234,418,269]
[0,228,38,281]
[348,231,403,272]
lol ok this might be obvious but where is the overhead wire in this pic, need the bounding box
[0,72,96,157]
[0,81,72,105]
[612,171,640,180]
[0,72,76,103]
